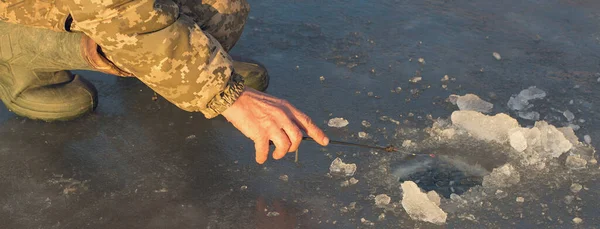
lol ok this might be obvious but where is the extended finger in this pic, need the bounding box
[254,138,270,164]
[270,128,292,160]
[288,109,329,146]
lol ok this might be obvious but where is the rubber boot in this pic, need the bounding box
[0,21,128,121]
[231,56,270,92]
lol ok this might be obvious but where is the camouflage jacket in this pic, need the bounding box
[0,0,245,119]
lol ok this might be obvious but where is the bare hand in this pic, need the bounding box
[221,88,329,164]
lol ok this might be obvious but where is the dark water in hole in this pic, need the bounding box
[394,155,485,198]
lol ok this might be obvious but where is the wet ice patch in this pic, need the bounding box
[401,181,447,225]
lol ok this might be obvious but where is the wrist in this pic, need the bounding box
[204,73,246,119]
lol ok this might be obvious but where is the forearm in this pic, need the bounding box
[67,0,243,118]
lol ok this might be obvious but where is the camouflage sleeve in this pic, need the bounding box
[66,0,245,119]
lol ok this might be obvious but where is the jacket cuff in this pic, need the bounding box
[203,73,246,119]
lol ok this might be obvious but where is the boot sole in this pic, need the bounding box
[0,76,97,122]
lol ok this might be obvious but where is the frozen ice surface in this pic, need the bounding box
[329,158,357,177]
[482,164,520,188]
[401,181,447,225]
[451,111,519,143]
[374,194,391,206]
[563,110,575,122]
[454,94,494,113]
[518,111,540,120]
[328,117,349,128]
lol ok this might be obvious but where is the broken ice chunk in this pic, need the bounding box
[328,118,349,128]
[401,181,447,225]
[507,95,531,111]
[358,132,370,139]
[374,194,391,207]
[584,135,591,145]
[426,191,441,206]
[569,124,581,131]
[507,86,546,111]
[509,129,528,152]
[519,86,546,100]
[447,94,459,105]
[441,75,450,82]
[361,218,375,226]
[453,94,494,113]
[563,110,575,122]
[361,120,371,128]
[558,127,579,145]
[518,111,540,121]
[570,183,583,193]
[329,158,357,176]
[534,121,573,158]
[566,155,587,169]
[266,211,280,217]
[451,111,520,144]
[493,52,501,60]
[409,76,422,83]
[482,164,520,188]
